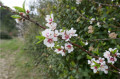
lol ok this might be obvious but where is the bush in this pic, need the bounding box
[23,0,120,79]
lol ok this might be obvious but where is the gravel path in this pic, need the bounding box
[0,49,18,79]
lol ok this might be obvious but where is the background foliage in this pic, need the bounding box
[23,0,120,79]
[0,3,17,39]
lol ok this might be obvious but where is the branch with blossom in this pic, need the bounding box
[0,3,120,74]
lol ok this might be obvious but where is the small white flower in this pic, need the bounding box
[55,46,65,56]
[42,29,54,38]
[60,28,77,41]
[97,57,105,64]
[116,53,120,57]
[100,64,108,74]
[112,0,114,2]
[69,28,78,37]
[108,30,111,33]
[65,43,74,53]
[103,51,110,58]
[97,22,101,27]
[91,66,98,73]
[91,18,95,21]
[84,41,88,45]
[61,30,71,41]
[88,60,91,64]
[44,38,55,48]
[107,56,117,64]
[46,22,57,30]
[76,0,82,4]
[45,14,54,23]
[109,48,118,52]
[53,30,59,41]
[113,18,116,20]
[90,18,95,24]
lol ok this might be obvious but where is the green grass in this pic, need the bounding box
[0,38,23,51]
[0,38,46,79]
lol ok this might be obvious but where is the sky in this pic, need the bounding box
[1,0,35,10]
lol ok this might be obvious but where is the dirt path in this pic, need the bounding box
[0,39,47,79]
[0,48,18,79]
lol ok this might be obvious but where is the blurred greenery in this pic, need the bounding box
[0,38,50,79]
[0,2,17,39]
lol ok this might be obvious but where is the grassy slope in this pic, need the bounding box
[0,38,45,79]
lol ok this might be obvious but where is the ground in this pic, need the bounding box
[0,38,46,79]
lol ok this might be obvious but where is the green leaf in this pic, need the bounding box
[36,36,45,44]
[11,15,21,19]
[86,55,92,60]
[117,45,120,50]
[92,48,99,55]
[112,49,117,54]
[23,0,26,13]
[14,6,24,12]
[80,41,85,46]
[70,61,75,67]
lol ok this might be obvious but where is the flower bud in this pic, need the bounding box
[26,10,30,14]
[19,12,23,16]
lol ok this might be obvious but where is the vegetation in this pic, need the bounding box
[0,2,17,39]
[22,0,120,79]
[0,0,120,79]
[0,38,48,79]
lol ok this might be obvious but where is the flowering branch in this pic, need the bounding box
[1,4,120,74]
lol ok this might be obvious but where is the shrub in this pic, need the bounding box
[16,0,120,79]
